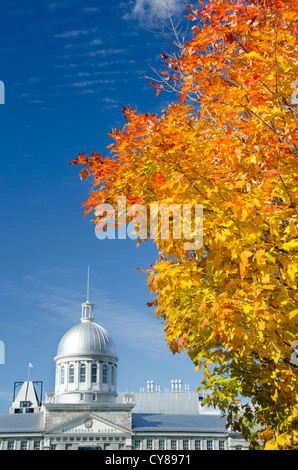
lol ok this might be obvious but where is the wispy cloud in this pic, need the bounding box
[47,0,81,10]
[82,7,100,13]
[54,29,90,39]
[124,0,182,21]
[0,267,165,358]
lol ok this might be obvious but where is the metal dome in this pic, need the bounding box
[56,320,118,360]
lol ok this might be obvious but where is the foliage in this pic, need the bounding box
[71,0,298,449]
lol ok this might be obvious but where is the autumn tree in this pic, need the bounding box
[71,0,298,449]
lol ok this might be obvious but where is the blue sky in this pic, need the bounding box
[0,0,203,413]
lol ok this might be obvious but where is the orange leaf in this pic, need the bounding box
[178,333,188,349]
[149,82,162,89]
[80,168,89,180]
[179,92,187,103]
[201,316,209,329]
[267,169,281,178]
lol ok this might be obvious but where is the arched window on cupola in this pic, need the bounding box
[91,363,97,383]
[79,364,86,383]
[102,364,108,384]
[111,366,115,386]
[61,366,65,384]
[69,365,75,383]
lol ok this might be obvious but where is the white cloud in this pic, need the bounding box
[82,7,100,13]
[125,0,182,21]
[54,29,89,39]
[47,0,81,9]
[0,267,166,358]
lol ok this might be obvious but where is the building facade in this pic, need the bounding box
[0,297,249,450]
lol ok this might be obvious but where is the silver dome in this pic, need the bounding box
[56,320,118,360]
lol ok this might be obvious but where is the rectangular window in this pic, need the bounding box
[171,439,177,450]
[146,439,153,450]
[207,440,213,450]
[219,440,225,450]
[20,401,31,408]
[195,440,201,450]
[34,440,41,450]
[159,439,165,450]
[134,440,141,450]
[20,441,28,450]
[183,440,189,450]
[7,441,15,450]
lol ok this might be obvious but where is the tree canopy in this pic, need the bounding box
[71,0,298,449]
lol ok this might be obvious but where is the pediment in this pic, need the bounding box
[46,413,131,436]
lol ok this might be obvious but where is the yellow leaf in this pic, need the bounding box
[240,251,253,267]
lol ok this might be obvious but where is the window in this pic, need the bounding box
[69,365,74,383]
[183,440,189,450]
[20,441,28,450]
[80,364,86,383]
[91,364,97,383]
[34,440,41,450]
[207,440,213,450]
[158,439,165,450]
[20,401,31,408]
[146,439,153,450]
[61,367,65,384]
[195,440,201,450]
[7,441,15,450]
[102,365,108,384]
[134,440,141,450]
[171,440,177,450]
[80,393,84,401]
[92,393,97,401]
[219,440,225,450]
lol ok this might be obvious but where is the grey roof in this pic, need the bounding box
[132,413,227,433]
[0,413,43,434]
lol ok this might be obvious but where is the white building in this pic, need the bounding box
[0,296,249,450]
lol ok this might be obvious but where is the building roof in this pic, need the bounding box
[132,413,227,433]
[0,413,43,434]
[0,412,228,436]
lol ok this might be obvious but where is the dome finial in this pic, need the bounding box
[81,266,94,322]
